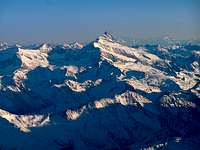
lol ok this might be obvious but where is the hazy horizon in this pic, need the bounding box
[0,0,200,44]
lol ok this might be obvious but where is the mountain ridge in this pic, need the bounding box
[0,33,199,150]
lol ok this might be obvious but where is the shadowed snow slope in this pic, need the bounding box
[0,33,199,150]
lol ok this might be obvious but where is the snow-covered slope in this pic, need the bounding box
[0,33,199,150]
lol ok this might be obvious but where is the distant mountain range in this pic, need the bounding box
[0,33,200,150]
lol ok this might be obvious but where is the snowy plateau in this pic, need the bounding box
[0,33,200,150]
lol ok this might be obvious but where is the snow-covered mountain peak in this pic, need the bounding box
[15,44,22,48]
[39,43,52,53]
[94,33,161,65]
[17,47,49,69]
[63,41,83,49]
[98,32,114,41]
[0,41,7,46]
[0,41,8,50]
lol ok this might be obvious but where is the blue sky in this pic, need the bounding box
[0,0,199,44]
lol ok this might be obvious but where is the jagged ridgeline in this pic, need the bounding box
[0,33,200,150]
